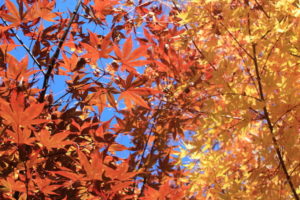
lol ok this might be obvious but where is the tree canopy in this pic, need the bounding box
[0,0,299,199]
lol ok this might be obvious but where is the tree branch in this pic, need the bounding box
[0,18,45,74]
[171,0,216,71]
[273,104,300,126]
[250,23,300,200]
[23,161,29,197]
[38,0,81,102]
[134,101,163,196]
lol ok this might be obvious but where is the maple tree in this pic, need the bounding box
[0,0,190,199]
[1,0,299,199]
[173,0,300,199]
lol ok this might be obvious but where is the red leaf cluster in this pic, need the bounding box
[0,0,196,199]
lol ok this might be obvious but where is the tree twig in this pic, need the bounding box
[38,0,82,102]
[171,1,216,71]
[23,161,29,197]
[0,17,45,74]
[273,104,300,126]
[133,101,163,197]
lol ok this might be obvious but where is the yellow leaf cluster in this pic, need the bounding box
[176,0,300,199]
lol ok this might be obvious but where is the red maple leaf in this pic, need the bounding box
[113,36,150,73]
[77,149,105,180]
[119,87,162,109]
[35,130,73,150]
[0,91,46,128]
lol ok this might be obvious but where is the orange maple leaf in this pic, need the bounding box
[119,87,162,109]
[53,167,85,182]
[113,36,150,73]
[92,0,119,20]
[6,127,35,145]
[0,177,26,193]
[0,91,46,128]
[34,177,61,195]
[105,160,138,181]
[6,56,37,81]
[1,0,22,24]
[77,149,105,180]
[35,130,73,150]
[82,32,113,63]
[27,0,57,22]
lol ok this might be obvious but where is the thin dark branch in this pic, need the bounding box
[254,0,270,18]
[38,0,82,103]
[290,53,300,58]
[273,104,300,126]
[23,161,29,197]
[229,44,260,94]
[260,29,271,40]
[0,18,45,75]
[138,137,158,198]
[220,21,254,60]
[137,101,163,168]
[51,71,108,107]
[250,22,300,200]
[171,1,216,71]
[225,92,261,102]
[261,33,283,73]
[133,101,163,196]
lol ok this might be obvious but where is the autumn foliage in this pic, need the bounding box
[175,0,300,199]
[0,0,300,199]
